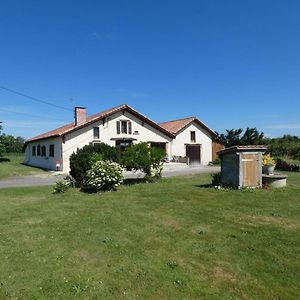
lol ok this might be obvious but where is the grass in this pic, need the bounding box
[0,173,299,299]
[0,154,45,179]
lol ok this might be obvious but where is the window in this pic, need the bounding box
[49,144,55,157]
[121,121,127,133]
[117,121,121,134]
[191,131,196,142]
[41,145,46,157]
[37,145,41,156]
[32,146,36,156]
[117,120,132,134]
[93,127,100,139]
[128,121,132,134]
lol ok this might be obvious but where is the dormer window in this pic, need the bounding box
[117,120,132,134]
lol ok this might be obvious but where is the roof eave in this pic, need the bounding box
[25,134,61,144]
[28,104,175,141]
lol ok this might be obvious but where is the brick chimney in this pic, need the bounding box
[74,107,87,126]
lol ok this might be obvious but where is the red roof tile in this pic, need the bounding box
[159,117,216,137]
[26,104,174,143]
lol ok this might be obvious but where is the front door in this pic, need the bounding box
[242,154,259,187]
[186,145,201,164]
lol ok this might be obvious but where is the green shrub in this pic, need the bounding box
[275,159,300,172]
[70,143,118,186]
[211,172,222,186]
[266,135,300,160]
[53,180,71,194]
[82,160,124,193]
[210,158,220,165]
[122,142,165,181]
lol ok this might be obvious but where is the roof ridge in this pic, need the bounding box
[87,103,127,120]
[159,116,195,124]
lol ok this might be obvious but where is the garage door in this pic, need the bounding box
[186,145,201,164]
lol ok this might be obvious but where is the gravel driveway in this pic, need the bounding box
[0,164,220,189]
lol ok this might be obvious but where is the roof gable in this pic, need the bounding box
[159,117,216,137]
[26,104,174,143]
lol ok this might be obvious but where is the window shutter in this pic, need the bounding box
[117,121,120,134]
[128,121,132,134]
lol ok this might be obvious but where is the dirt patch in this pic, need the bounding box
[74,249,93,261]
[150,215,181,232]
[213,266,236,283]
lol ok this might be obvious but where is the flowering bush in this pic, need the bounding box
[82,160,124,192]
[262,153,276,167]
[69,143,118,186]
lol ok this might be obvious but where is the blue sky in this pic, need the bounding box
[0,0,299,139]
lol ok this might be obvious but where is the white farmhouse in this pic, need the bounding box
[24,104,218,172]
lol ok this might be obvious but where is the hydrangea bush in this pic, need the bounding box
[82,160,124,192]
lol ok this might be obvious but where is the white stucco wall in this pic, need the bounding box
[24,110,213,172]
[24,137,63,170]
[170,122,212,165]
[62,110,172,172]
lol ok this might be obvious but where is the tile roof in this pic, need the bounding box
[159,117,216,137]
[26,104,174,143]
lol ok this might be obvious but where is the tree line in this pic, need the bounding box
[217,127,300,160]
[0,122,25,156]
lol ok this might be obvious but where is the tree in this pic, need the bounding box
[240,127,264,145]
[122,142,165,181]
[217,127,264,147]
[218,128,243,147]
[0,121,26,155]
[265,135,300,160]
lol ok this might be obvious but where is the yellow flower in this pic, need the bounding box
[262,154,276,166]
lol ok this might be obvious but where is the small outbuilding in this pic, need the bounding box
[218,145,267,189]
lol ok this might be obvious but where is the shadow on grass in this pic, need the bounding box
[123,178,148,185]
[21,162,49,172]
[78,178,149,194]
[195,184,214,188]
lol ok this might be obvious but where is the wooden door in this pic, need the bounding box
[242,154,259,187]
[186,145,201,164]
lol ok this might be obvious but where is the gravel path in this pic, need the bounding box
[0,164,220,189]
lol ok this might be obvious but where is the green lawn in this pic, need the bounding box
[0,154,45,179]
[0,173,299,299]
